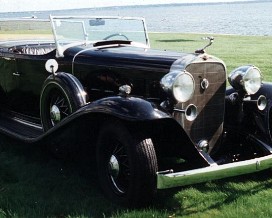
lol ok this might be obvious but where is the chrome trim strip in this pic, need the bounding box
[12,117,43,130]
[157,154,272,189]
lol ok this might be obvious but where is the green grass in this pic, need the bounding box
[1,33,272,217]
[150,33,272,81]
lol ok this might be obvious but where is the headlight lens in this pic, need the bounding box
[228,65,262,95]
[243,67,262,95]
[161,70,195,102]
[173,72,195,102]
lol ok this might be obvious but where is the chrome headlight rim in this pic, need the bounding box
[161,70,195,103]
[173,71,195,102]
[228,65,262,95]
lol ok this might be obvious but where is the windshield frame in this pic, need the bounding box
[50,15,150,57]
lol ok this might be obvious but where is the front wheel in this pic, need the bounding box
[96,121,158,206]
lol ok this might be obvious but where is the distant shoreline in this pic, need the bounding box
[0,1,271,36]
[67,0,269,14]
[0,0,266,14]
[0,0,268,14]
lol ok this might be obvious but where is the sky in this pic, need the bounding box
[0,0,255,13]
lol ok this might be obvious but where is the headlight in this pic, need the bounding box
[161,70,195,102]
[228,65,262,95]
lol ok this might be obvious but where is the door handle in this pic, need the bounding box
[12,72,21,76]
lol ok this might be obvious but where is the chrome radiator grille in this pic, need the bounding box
[174,62,226,151]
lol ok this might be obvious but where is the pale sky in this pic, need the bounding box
[0,0,255,13]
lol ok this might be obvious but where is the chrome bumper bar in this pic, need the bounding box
[157,154,272,189]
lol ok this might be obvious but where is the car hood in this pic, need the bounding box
[65,45,198,72]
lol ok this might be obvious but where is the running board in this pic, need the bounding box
[0,112,43,141]
[157,154,272,189]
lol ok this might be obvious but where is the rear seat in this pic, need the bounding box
[11,45,55,55]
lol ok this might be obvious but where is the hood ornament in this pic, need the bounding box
[195,36,214,54]
[119,84,132,97]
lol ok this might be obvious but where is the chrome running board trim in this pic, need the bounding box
[157,154,272,189]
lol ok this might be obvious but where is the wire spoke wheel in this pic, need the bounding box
[49,91,71,126]
[97,121,158,206]
[107,140,130,194]
[40,73,87,131]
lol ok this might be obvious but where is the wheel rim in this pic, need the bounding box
[50,105,61,123]
[107,141,130,194]
[49,92,71,126]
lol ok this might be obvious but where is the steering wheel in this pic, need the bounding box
[103,33,129,40]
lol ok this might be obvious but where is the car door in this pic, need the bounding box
[6,54,50,118]
[0,55,17,107]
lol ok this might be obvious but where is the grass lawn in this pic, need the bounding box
[1,33,272,218]
[150,32,272,81]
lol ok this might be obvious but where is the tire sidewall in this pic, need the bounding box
[96,121,157,206]
[40,77,78,131]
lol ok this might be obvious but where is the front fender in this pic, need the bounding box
[256,82,272,104]
[79,96,171,121]
[39,95,210,168]
[29,95,172,145]
[225,83,272,142]
[39,95,172,142]
[253,82,272,141]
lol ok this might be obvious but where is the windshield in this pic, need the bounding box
[0,18,53,44]
[50,16,150,56]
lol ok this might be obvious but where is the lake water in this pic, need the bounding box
[1,1,272,36]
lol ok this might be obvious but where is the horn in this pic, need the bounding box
[243,95,267,111]
[174,104,198,121]
[257,95,267,111]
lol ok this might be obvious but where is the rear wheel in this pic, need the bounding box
[96,121,158,206]
[40,73,86,131]
[48,88,72,126]
[41,82,76,131]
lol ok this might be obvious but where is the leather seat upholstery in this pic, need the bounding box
[11,45,55,55]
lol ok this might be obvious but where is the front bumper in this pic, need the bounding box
[157,154,272,189]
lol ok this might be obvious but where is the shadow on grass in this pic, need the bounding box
[1,134,272,217]
[156,39,196,43]
[0,135,174,217]
[0,135,124,217]
[157,170,272,217]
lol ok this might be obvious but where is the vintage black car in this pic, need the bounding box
[0,16,271,206]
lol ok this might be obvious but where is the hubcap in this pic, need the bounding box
[108,154,125,193]
[106,142,130,194]
[49,93,70,127]
[50,105,61,123]
[108,155,120,179]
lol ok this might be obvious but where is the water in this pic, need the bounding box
[0,1,272,36]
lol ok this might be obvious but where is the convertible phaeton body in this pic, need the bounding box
[0,16,272,206]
